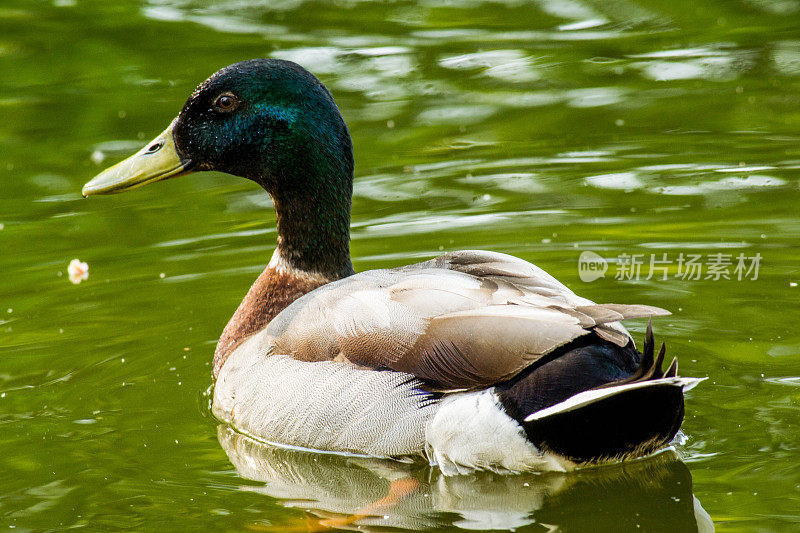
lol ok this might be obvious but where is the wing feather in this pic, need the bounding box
[266,251,669,389]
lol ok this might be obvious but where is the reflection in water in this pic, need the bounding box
[218,426,713,532]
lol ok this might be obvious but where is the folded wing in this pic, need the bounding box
[265,250,669,390]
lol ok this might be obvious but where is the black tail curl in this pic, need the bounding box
[498,320,686,464]
[597,319,678,388]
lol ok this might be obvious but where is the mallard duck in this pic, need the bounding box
[83,59,702,475]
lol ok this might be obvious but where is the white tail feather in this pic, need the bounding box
[524,377,706,423]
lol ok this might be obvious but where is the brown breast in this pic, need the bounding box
[213,266,328,379]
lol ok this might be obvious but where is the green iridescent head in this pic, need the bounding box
[83,59,354,199]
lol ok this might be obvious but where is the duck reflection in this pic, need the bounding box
[218,425,713,532]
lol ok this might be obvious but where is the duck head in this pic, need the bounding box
[83,58,353,198]
[83,59,355,277]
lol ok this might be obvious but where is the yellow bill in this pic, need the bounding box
[82,120,192,197]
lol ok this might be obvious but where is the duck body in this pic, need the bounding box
[212,249,694,474]
[83,59,702,475]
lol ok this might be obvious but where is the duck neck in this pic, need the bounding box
[270,184,355,280]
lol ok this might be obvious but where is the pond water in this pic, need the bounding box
[2,0,799,531]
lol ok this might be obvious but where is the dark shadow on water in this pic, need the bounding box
[217,425,713,532]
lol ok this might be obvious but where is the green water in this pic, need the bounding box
[2,0,799,530]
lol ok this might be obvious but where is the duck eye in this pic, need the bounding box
[213,92,239,113]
